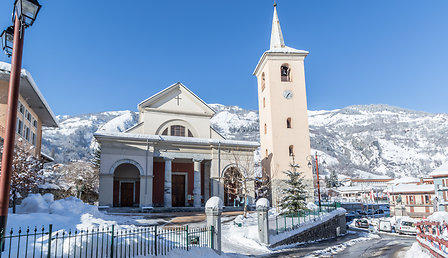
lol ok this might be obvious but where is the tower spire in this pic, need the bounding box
[270,4,285,49]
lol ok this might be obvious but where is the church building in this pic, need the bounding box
[95,83,259,208]
[254,5,314,206]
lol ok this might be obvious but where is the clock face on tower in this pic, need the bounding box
[283,90,293,100]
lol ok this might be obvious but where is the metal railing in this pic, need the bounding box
[415,220,448,258]
[0,224,214,258]
[273,203,339,235]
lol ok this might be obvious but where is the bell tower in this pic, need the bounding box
[253,4,313,207]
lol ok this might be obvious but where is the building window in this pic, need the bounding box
[281,64,291,82]
[161,128,168,135]
[409,195,415,205]
[24,126,30,141]
[33,119,37,128]
[265,149,268,157]
[289,145,294,156]
[263,97,266,108]
[16,118,23,135]
[32,132,36,146]
[287,117,291,128]
[264,124,267,134]
[26,111,31,121]
[171,125,185,137]
[188,130,194,137]
[261,72,266,92]
[18,102,24,114]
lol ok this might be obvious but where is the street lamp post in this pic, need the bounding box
[307,152,326,211]
[0,0,41,235]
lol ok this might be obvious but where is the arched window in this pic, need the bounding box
[287,117,292,128]
[264,124,267,134]
[281,64,291,82]
[289,145,294,156]
[263,97,266,108]
[171,125,185,136]
[261,72,266,91]
[265,149,268,157]
[162,128,168,135]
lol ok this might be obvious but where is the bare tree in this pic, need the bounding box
[226,148,257,218]
[59,161,99,203]
[0,139,43,213]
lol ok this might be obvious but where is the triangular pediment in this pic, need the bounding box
[138,82,216,116]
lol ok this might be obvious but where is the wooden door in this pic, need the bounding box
[172,175,185,207]
[120,182,134,207]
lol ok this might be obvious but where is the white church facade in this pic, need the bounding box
[95,83,259,208]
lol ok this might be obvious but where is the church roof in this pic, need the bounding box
[94,131,259,149]
[138,82,216,116]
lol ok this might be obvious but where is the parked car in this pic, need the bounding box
[396,217,417,235]
[378,219,392,232]
[355,218,369,228]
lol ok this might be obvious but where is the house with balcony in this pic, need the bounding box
[430,162,448,212]
[0,62,58,159]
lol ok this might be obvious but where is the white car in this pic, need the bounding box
[378,219,392,232]
[396,218,417,235]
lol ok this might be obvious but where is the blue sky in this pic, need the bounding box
[1,0,448,115]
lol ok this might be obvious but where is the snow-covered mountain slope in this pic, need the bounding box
[42,111,138,163]
[42,104,448,179]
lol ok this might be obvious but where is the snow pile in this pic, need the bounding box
[17,194,100,217]
[136,247,246,258]
[427,211,448,224]
[405,242,431,258]
[306,202,318,210]
[256,198,269,209]
[205,196,223,210]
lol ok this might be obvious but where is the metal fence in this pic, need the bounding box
[0,224,214,258]
[273,203,339,235]
[416,220,448,258]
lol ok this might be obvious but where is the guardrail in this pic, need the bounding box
[0,224,213,258]
[415,220,448,258]
[273,203,339,235]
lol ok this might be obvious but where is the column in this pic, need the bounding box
[164,157,173,208]
[193,159,202,208]
[256,198,270,245]
[204,162,211,202]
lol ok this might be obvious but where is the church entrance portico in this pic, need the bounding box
[113,163,140,207]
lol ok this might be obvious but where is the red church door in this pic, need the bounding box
[172,175,186,207]
[120,182,134,207]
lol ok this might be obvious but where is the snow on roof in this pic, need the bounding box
[430,161,448,177]
[94,131,260,148]
[0,62,58,127]
[388,176,420,185]
[389,183,434,194]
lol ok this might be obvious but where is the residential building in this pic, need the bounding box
[0,62,58,158]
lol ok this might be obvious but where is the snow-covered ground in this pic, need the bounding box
[405,242,431,258]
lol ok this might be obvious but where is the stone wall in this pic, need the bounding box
[270,214,347,248]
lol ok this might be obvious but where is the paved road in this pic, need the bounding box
[335,232,415,258]
[262,228,415,258]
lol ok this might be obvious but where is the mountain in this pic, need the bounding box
[42,104,448,179]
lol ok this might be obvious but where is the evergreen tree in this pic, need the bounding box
[279,164,308,213]
[324,175,330,188]
[329,170,339,187]
[91,141,101,168]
